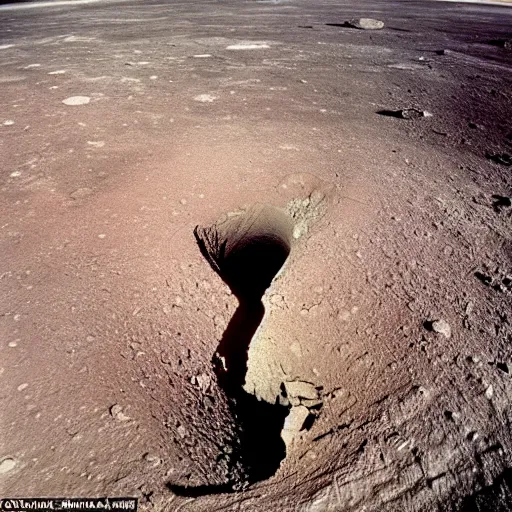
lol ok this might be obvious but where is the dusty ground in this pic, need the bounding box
[1,0,511,510]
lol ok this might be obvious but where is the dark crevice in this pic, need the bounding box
[171,205,294,495]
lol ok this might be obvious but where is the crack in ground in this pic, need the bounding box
[170,204,294,495]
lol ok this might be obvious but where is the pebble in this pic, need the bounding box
[70,187,92,199]
[485,385,493,399]
[3,120,15,126]
[226,43,270,50]
[386,108,432,119]
[110,404,131,421]
[62,96,91,106]
[87,141,105,148]
[0,458,16,474]
[17,383,28,392]
[431,319,451,338]
[194,94,216,103]
[143,453,161,467]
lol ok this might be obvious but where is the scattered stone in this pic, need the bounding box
[191,373,211,393]
[486,152,512,166]
[343,18,384,30]
[110,404,131,421]
[194,94,216,103]
[485,384,493,399]
[87,141,105,148]
[468,121,484,130]
[226,43,270,50]
[62,96,91,106]
[430,319,451,338]
[3,120,15,126]
[284,405,311,432]
[17,383,28,392]
[70,187,92,200]
[467,431,478,442]
[143,453,162,467]
[177,425,187,438]
[0,458,16,474]
[444,410,460,421]
[377,108,432,119]
[283,380,320,402]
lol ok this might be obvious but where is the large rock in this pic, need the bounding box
[347,18,385,30]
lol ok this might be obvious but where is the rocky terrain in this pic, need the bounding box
[1,0,511,510]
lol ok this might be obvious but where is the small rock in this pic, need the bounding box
[62,96,91,106]
[110,404,131,421]
[194,94,216,103]
[3,120,15,126]
[346,18,384,30]
[70,187,92,199]
[468,121,484,130]
[431,319,451,338]
[284,380,320,401]
[467,431,478,442]
[377,108,432,120]
[17,383,28,392]
[177,425,187,438]
[87,141,105,148]
[283,405,311,432]
[485,384,493,399]
[0,458,16,474]
[194,373,211,393]
[143,453,162,467]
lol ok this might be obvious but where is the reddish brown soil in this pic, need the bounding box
[1,0,511,510]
